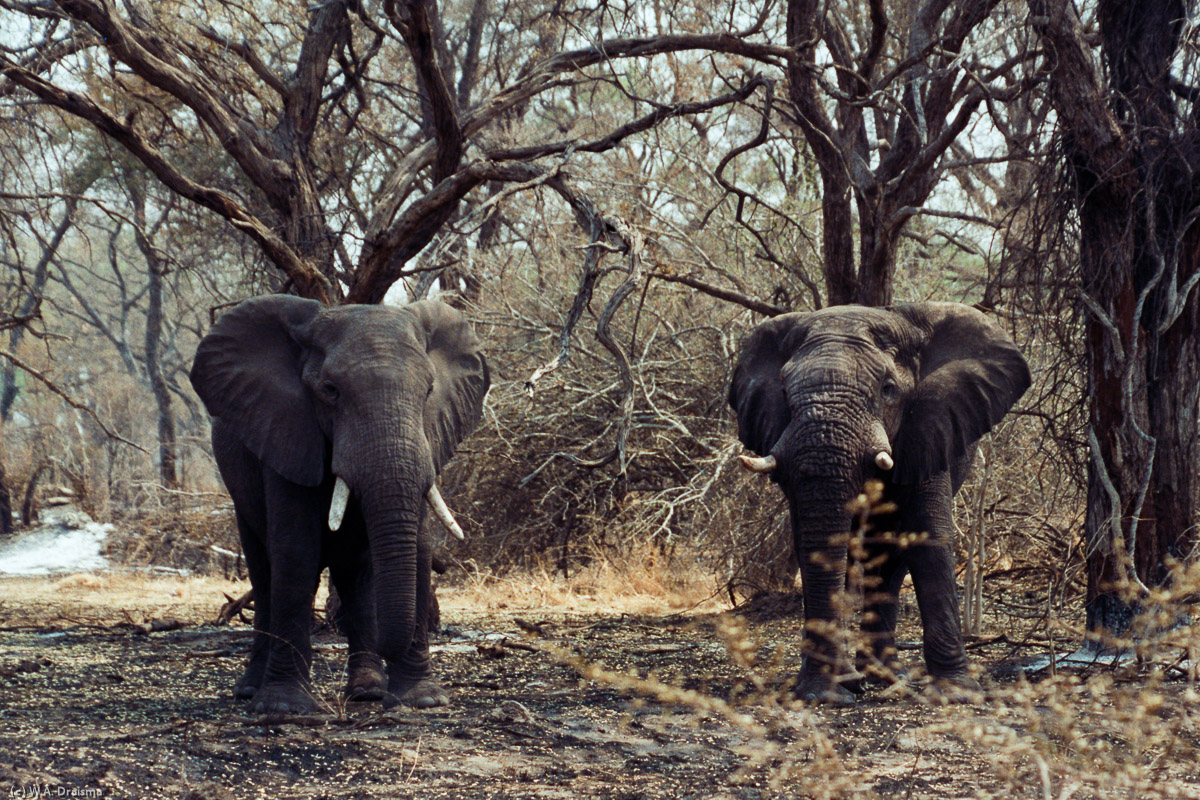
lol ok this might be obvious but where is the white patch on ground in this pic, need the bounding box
[431,629,510,654]
[1021,648,1135,673]
[0,506,112,575]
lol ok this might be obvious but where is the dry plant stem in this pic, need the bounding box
[0,347,146,452]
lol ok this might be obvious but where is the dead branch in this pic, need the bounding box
[216,590,254,625]
[0,348,147,452]
[647,271,785,317]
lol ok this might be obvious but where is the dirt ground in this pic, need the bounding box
[0,574,1197,800]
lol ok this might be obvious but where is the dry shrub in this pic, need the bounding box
[558,547,1199,799]
[438,242,749,579]
[106,501,242,578]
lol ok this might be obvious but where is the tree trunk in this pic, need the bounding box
[0,457,13,536]
[130,184,179,490]
[144,256,178,489]
[21,461,48,527]
[2,196,79,421]
[1030,0,1200,645]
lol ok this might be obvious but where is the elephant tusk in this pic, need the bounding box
[738,454,777,473]
[874,451,894,471]
[329,476,351,531]
[426,483,465,541]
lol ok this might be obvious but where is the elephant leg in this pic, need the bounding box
[854,551,907,690]
[796,547,857,706]
[235,516,271,701]
[858,548,908,685]
[384,531,448,709]
[252,474,324,715]
[213,428,273,702]
[328,546,385,702]
[908,542,975,687]
[905,475,980,694]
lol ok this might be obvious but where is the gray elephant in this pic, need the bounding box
[190,296,489,714]
[729,303,1029,704]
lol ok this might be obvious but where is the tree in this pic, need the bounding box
[1027,0,1200,641]
[785,0,1034,305]
[0,0,1045,582]
[0,0,778,306]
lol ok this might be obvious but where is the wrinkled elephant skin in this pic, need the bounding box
[190,297,489,714]
[729,303,1030,703]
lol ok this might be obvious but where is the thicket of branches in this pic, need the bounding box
[0,0,1195,642]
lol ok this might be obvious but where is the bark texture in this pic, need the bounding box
[1029,0,1200,639]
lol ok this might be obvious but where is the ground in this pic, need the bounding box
[0,574,1197,800]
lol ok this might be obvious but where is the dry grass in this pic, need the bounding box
[0,573,247,629]
[442,543,725,615]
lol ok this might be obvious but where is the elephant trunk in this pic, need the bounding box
[357,479,425,665]
[775,408,873,678]
[786,476,860,678]
[338,420,434,667]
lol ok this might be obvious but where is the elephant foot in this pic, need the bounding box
[856,658,908,687]
[344,661,387,702]
[249,681,321,716]
[926,673,984,704]
[384,676,450,710]
[794,674,858,706]
[234,667,264,700]
[234,677,260,701]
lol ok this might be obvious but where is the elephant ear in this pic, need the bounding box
[729,312,809,457]
[890,302,1031,484]
[189,295,326,486]
[403,300,491,472]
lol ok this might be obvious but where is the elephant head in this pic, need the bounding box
[189,296,489,665]
[730,302,1029,488]
[729,302,1030,697]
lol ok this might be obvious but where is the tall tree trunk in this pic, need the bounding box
[786,0,857,307]
[1029,0,1200,643]
[130,184,179,489]
[2,197,79,421]
[1143,254,1200,582]
[786,0,996,309]
[144,256,177,489]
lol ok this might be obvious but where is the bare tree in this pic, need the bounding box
[784,0,1035,305]
[1027,0,1200,641]
[0,0,781,307]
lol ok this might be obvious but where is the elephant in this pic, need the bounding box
[189,296,489,714]
[728,302,1030,704]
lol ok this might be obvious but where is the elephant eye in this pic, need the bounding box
[881,378,900,402]
[319,381,340,403]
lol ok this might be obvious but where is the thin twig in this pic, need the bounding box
[0,348,147,452]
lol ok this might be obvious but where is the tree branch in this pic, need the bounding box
[486,75,767,162]
[386,0,464,183]
[0,55,332,302]
[0,348,147,453]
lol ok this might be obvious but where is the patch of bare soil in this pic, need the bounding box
[0,576,1197,799]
